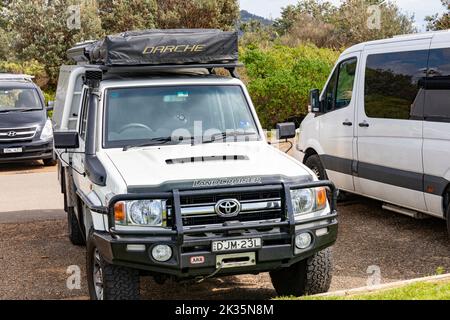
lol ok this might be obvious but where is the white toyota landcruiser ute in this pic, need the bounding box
[52,30,338,300]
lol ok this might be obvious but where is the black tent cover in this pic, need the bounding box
[68,29,238,67]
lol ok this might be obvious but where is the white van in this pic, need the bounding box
[295,30,450,236]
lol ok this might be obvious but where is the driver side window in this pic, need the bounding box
[323,68,338,112]
[322,58,357,113]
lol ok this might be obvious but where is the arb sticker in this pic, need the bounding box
[190,256,205,265]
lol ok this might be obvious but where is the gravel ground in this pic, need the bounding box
[0,197,448,300]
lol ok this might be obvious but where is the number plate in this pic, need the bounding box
[3,148,23,154]
[212,238,262,253]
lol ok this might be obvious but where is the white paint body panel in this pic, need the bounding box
[103,141,310,189]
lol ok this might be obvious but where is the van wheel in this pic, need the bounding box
[270,248,333,297]
[305,155,327,180]
[67,207,86,246]
[87,232,140,300]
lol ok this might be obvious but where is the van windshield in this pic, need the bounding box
[0,87,42,112]
[104,85,260,148]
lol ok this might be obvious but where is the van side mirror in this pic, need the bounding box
[309,89,322,113]
[276,122,296,140]
[54,131,79,149]
[47,101,54,112]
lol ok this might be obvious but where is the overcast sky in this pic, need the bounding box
[239,0,448,31]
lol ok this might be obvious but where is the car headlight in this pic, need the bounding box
[40,119,53,140]
[114,200,168,227]
[290,187,327,217]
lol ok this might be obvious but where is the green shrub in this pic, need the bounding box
[241,44,339,129]
[0,60,49,89]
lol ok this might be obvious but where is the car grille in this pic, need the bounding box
[0,126,37,143]
[176,188,284,227]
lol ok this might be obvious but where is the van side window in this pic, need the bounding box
[424,48,450,121]
[322,58,357,113]
[79,90,89,140]
[364,50,428,120]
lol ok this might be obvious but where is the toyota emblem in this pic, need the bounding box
[215,199,241,218]
[7,131,17,137]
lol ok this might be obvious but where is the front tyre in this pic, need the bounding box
[270,248,333,297]
[86,232,140,300]
[67,207,86,246]
[305,155,327,180]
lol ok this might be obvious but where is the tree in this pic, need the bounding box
[332,0,416,46]
[274,0,336,35]
[97,0,157,34]
[155,0,239,30]
[426,0,450,31]
[7,0,103,86]
[275,0,416,48]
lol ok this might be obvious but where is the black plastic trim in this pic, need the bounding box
[320,154,448,196]
[84,89,107,186]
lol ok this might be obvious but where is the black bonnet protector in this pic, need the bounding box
[126,175,314,194]
[70,29,238,66]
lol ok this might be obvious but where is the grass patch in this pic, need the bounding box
[281,281,450,300]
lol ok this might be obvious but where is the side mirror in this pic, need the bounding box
[308,89,322,113]
[47,101,54,112]
[54,131,79,149]
[276,122,296,140]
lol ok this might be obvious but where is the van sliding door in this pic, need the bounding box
[355,40,431,212]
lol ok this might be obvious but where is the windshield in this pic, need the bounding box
[0,87,42,112]
[104,85,260,148]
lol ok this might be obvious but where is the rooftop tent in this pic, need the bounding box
[68,29,239,67]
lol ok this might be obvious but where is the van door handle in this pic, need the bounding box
[359,121,370,128]
[342,121,353,126]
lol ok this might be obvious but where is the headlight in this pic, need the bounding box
[290,187,327,217]
[40,119,53,140]
[114,200,167,227]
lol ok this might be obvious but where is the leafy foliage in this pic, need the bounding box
[426,0,450,31]
[98,0,157,33]
[0,60,48,88]
[241,44,339,128]
[275,0,416,49]
[155,0,239,30]
[6,0,104,87]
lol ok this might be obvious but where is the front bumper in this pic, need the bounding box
[93,181,339,279]
[0,139,53,162]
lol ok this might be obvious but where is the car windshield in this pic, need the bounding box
[0,87,42,112]
[104,85,260,148]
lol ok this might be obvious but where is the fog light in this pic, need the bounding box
[151,245,172,262]
[295,233,312,249]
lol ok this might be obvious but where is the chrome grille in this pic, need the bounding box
[0,126,37,142]
[178,189,284,227]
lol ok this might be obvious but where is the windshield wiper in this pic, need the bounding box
[202,131,258,144]
[123,136,194,151]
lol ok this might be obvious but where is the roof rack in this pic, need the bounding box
[83,62,243,81]
[0,73,35,82]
